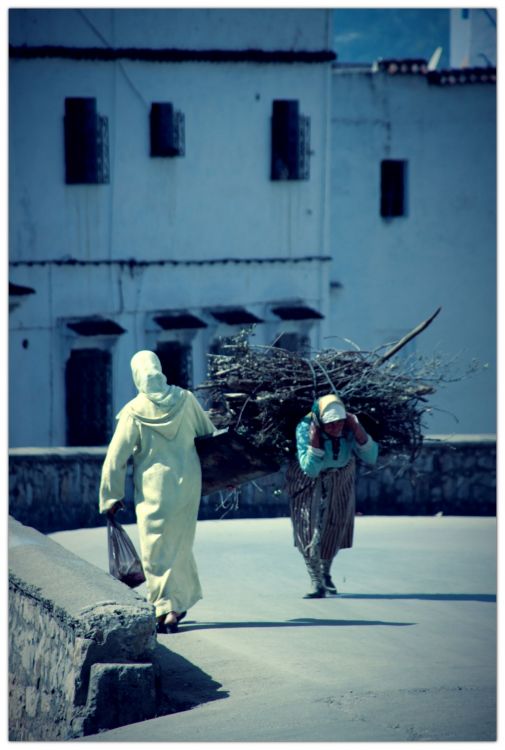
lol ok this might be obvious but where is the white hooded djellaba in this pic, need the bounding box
[99,351,215,617]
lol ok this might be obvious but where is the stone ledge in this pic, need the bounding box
[9,517,157,740]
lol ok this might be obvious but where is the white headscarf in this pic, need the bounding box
[318,393,347,424]
[127,349,186,422]
[130,350,170,404]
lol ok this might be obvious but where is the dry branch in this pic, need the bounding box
[196,310,475,464]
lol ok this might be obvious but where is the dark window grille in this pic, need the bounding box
[150,103,185,157]
[97,115,110,183]
[155,341,192,389]
[380,159,407,218]
[271,99,310,181]
[64,97,109,184]
[209,338,228,358]
[65,348,112,446]
[274,332,311,354]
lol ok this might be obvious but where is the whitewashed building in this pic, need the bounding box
[9,8,335,447]
[329,59,496,435]
[9,8,496,448]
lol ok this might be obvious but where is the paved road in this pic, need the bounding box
[52,515,496,742]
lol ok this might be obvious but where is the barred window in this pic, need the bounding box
[64,97,109,184]
[271,99,310,181]
[274,332,311,354]
[156,341,192,389]
[65,348,112,446]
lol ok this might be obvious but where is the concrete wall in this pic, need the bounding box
[329,66,496,435]
[9,436,496,535]
[9,516,157,740]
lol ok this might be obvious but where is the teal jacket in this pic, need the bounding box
[296,414,378,478]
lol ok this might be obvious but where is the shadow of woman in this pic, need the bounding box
[338,593,496,603]
[176,617,415,632]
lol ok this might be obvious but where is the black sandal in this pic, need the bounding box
[157,610,187,634]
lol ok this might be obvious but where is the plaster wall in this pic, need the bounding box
[329,69,496,434]
[10,60,330,264]
[9,8,332,51]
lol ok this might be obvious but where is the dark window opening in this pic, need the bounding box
[274,332,311,354]
[155,341,192,389]
[65,348,112,446]
[64,97,109,184]
[381,159,407,218]
[208,337,231,358]
[271,99,310,181]
[150,103,185,157]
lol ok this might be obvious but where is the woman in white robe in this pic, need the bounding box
[99,350,215,632]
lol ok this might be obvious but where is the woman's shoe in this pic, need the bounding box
[164,612,179,633]
[156,617,167,634]
[303,586,326,599]
[323,575,338,595]
[157,611,185,634]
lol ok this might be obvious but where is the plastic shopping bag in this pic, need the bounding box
[107,514,146,588]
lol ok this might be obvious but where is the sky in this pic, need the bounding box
[333,8,450,68]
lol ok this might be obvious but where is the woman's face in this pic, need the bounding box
[322,419,345,438]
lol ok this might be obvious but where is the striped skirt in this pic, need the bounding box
[286,458,356,561]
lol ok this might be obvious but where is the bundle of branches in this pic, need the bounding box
[197,308,455,463]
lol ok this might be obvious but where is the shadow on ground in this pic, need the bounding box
[176,617,415,632]
[153,642,229,717]
[338,593,496,603]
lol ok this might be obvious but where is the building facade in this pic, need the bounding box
[329,59,496,435]
[9,9,496,447]
[9,8,335,447]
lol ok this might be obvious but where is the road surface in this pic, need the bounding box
[51,515,496,742]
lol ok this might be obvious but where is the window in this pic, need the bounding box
[271,99,310,181]
[150,102,185,157]
[65,348,112,445]
[64,97,109,184]
[155,341,192,388]
[274,332,311,354]
[380,160,407,218]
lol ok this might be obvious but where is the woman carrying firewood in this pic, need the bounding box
[286,393,378,598]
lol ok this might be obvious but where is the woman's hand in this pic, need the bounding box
[107,500,125,516]
[345,413,368,445]
[309,419,321,450]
